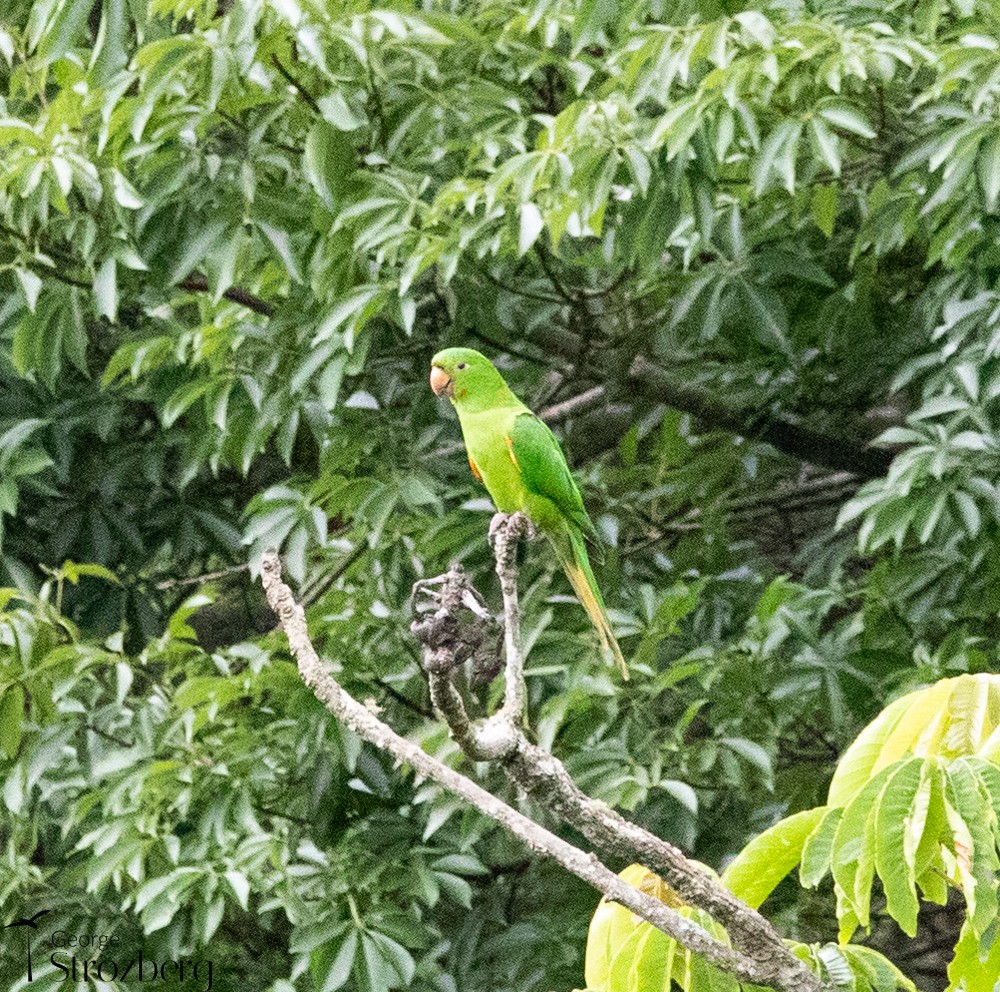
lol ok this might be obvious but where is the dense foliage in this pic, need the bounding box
[3,0,1000,988]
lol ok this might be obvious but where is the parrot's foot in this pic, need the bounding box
[488,512,535,550]
[488,512,509,545]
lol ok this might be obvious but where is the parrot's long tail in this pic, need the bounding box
[551,526,629,680]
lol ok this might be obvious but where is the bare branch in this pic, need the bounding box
[410,517,831,992]
[156,562,251,590]
[490,511,532,726]
[262,550,776,985]
[539,385,606,424]
[269,55,322,115]
[178,273,276,318]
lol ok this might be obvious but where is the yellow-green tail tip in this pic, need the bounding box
[552,528,630,681]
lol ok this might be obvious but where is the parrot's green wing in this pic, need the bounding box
[509,413,596,538]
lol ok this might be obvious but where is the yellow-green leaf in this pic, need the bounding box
[722,806,826,908]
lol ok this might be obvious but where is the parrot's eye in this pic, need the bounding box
[457,362,467,370]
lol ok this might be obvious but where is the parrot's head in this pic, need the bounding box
[429,348,505,406]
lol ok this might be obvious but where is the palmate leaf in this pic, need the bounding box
[712,677,1000,951]
[828,675,1000,806]
[584,862,915,992]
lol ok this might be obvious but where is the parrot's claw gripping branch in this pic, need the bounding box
[488,509,535,548]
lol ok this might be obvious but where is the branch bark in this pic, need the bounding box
[410,515,832,992]
[179,273,276,317]
[261,551,767,983]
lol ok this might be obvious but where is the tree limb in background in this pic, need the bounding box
[410,514,831,992]
[627,356,892,479]
[178,273,275,317]
[260,550,773,985]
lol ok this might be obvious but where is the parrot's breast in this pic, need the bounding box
[458,407,527,514]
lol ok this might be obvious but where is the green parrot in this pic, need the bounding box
[430,347,628,678]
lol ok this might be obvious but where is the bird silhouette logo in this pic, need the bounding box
[4,909,50,982]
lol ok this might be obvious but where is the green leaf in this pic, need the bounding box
[199,897,225,944]
[15,268,42,311]
[304,121,355,209]
[366,932,416,986]
[0,479,18,516]
[722,806,826,908]
[827,679,956,806]
[809,117,841,176]
[945,759,999,937]
[94,257,117,322]
[817,944,855,988]
[978,135,1000,212]
[720,737,774,790]
[224,869,251,910]
[947,921,1000,992]
[60,561,121,585]
[839,944,917,992]
[909,762,948,904]
[831,763,896,926]
[91,0,128,82]
[312,930,358,992]
[752,120,801,196]
[633,925,676,992]
[741,280,789,349]
[518,202,544,256]
[811,184,838,237]
[318,91,367,131]
[953,490,982,537]
[0,118,42,148]
[818,104,876,140]
[112,170,143,209]
[0,684,24,758]
[800,806,843,888]
[162,381,211,429]
[258,222,303,283]
[585,864,683,989]
[35,0,92,65]
[874,757,923,936]
[168,218,229,286]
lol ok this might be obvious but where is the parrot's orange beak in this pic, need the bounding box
[430,365,453,398]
